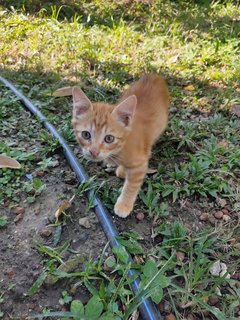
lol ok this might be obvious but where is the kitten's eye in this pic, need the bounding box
[104,135,115,144]
[81,131,91,140]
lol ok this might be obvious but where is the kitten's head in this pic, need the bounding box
[72,87,137,162]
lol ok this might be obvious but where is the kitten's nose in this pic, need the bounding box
[89,147,100,158]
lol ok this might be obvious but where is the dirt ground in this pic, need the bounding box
[0,151,213,319]
[0,86,239,320]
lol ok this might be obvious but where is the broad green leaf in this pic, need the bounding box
[100,312,119,320]
[143,260,158,278]
[27,272,47,296]
[112,245,129,264]
[85,295,103,319]
[150,286,163,304]
[117,238,143,255]
[0,215,7,228]
[152,274,170,289]
[71,300,84,316]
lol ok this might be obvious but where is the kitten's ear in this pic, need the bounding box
[72,86,92,117]
[112,95,137,127]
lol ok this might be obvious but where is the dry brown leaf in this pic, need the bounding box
[0,155,21,169]
[54,195,75,220]
[52,86,73,97]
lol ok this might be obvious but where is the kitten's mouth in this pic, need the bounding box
[85,154,104,162]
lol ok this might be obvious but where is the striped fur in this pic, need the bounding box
[72,74,170,218]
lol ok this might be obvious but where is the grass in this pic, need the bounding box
[28,224,239,320]
[0,0,240,319]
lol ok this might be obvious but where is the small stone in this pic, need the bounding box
[34,206,41,215]
[14,207,25,215]
[222,214,230,222]
[165,314,176,320]
[222,208,229,215]
[40,227,52,237]
[214,211,223,219]
[104,255,116,272]
[136,212,145,221]
[79,217,91,229]
[208,216,216,226]
[6,268,14,278]
[199,212,209,221]
[14,213,23,223]
[208,296,219,306]
[52,160,59,167]
[31,271,41,279]
[217,198,227,207]
[36,171,44,177]
[176,251,185,265]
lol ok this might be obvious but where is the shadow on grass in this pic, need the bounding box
[1,0,240,37]
[1,0,239,41]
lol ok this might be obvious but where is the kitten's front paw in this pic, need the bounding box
[114,198,133,218]
[116,165,126,179]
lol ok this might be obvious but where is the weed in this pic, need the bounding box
[0,215,8,228]
[23,177,46,203]
[0,1,239,318]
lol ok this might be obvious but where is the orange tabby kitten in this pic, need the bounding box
[72,74,170,218]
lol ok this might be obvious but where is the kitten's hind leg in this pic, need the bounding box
[116,165,126,179]
[114,162,147,218]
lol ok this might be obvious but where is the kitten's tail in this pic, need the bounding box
[52,86,73,97]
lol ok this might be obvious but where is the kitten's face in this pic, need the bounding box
[72,87,137,162]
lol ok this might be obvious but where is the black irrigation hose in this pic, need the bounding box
[0,76,162,320]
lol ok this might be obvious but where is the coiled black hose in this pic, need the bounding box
[0,76,161,320]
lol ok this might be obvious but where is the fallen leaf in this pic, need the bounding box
[0,155,21,169]
[52,86,73,97]
[14,207,25,215]
[146,168,157,174]
[45,255,84,285]
[14,213,24,223]
[54,195,75,220]
[184,85,195,91]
